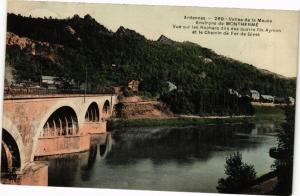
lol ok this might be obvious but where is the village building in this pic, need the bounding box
[249,89,260,101]
[260,95,274,103]
[288,97,295,105]
[41,75,58,89]
[127,80,140,92]
[41,76,76,89]
[228,89,241,98]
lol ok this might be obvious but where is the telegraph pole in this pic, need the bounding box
[84,64,87,102]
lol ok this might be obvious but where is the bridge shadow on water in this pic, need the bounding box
[35,133,112,187]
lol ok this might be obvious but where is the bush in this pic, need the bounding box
[122,87,134,97]
[217,152,257,193]
[270,106,295,195]
[113,103,125,118]
[138,91,155,100]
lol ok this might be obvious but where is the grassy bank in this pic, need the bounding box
[108,105,285,129]
[108,117,250,129]
[253,105,285,123]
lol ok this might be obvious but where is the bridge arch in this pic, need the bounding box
[40,106,79,137]
[85,102,100,122]
[1,116,26,170]
[31,101,80,161]
[1,129,21,173]
[101,100,111,119]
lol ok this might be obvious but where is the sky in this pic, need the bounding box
[6,0,300,77]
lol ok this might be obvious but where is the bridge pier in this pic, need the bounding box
[34,134,90,157]
[1,161,48,186]
[82,121,107,135]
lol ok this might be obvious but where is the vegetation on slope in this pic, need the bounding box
[5,13,296,115]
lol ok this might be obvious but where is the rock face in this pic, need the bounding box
[64,25,76,35]
[7,32,33,50]
[157,35,174,44]
[64,25,81,41]
[115,26,146,40]
[203,58,213,64]
[118,99,173,119]
[6,32,56,50]
[6,32,62,62]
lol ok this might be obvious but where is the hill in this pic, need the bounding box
[5,13,297,115]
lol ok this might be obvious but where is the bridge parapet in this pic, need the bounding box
[4,87,114,98]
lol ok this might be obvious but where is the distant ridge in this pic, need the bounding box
[258,68,287,79]
[5,13,296,98]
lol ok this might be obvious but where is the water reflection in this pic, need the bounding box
[99,133,112,158]
[37,123,277,192]
[107,123,264,165]
[82,145,97,170]
[36,133,112,186]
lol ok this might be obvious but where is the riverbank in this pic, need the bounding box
[108,105,285,129]
[108,116,250,129]
[244,171,278,195]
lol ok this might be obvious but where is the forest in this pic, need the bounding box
[5,13,297,115]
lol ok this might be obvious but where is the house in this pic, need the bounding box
[41,76,56,85]
[127,80,140,92]
[41,75,59,89]
[249,90,260,101]
[260,95,274,103]
[228,89,241,97]
[41,76,76,89]
[288,97,295,105]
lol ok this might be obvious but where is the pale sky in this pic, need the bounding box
[7,0,300,77]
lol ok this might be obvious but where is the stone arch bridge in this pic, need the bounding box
[1,94,117,185]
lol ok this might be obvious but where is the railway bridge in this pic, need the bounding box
[1,93,118,185]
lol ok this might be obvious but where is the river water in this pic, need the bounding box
[39,122,277,193]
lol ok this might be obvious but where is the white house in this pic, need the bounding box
[41,75,59,89]
[288,97,295,105]
[249,89,260,101]
[228,89,241,98]
[261,95,274,103]
[41,76,56,85]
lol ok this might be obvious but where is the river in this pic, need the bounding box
[38,122,277,193]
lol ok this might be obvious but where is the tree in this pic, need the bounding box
[217,152,257,193]
[270,106,295,195]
